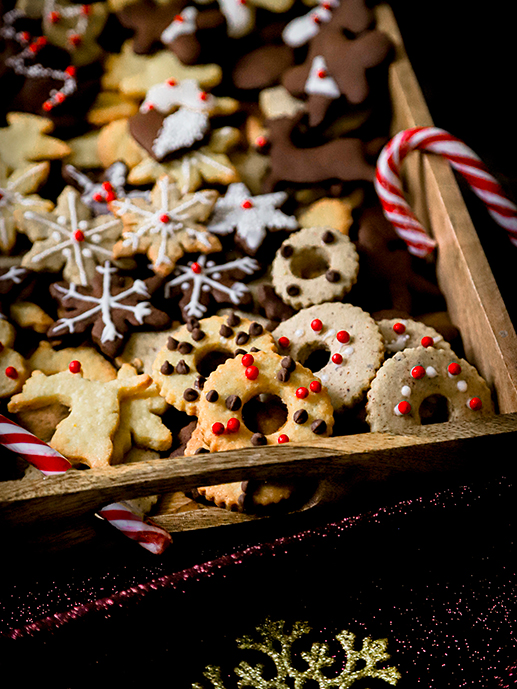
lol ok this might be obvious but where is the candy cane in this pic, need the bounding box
[0,413,172,554]
[375,126,517,257]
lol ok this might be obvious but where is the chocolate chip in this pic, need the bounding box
[248,322,263,337]
[250,347,260,352]
[205,389,219,402]
[325,269,341,283]
[235,331,250,345]
[186,317,199,332]
[194,447,209,454]
[287,284,300,296]
[227,312,241,327]
[322,230,335,244]
[219,324,233,338]
[178,341,193,354]
[281,356,296,371]
[234,348,247,357]
[311,419,327,434]
[225,394,242,411]
[277,368,290,382]
[176,359,190,374]
[251,432,267,446]
[183,388,199,401]
[195,376,206,390]
[293,409,308,424]
[167,336,178,351]
[191,328,205,341]
[280,244,293,258]
[160,361,174,375]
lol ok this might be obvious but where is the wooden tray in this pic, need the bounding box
[2,4,517,551]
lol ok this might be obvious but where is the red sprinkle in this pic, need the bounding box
[331,353,343,365]
[69,360,81,373]
[296,387,309,399]
[311,319,322,332]
[278,336,290,348]
[241,353,254,367]
[421,336,434,348]
[160,213,170,223]
[336,330,349,344]
[278,434,289,444]
[42,100,53,111]
[212,422,225,435]
[241,199,253,209]
[448,362,462,376]
[191,262,202,274]
[245,365,259,380]
[468,397,483,411]
[397,400,411,415]
[93,192,103,202]
[5,367,18,380]
[411,365,425,379]
[226,418,240,433]
[74,230,85,242]
[310,380,321,393]
[393,322,406,334]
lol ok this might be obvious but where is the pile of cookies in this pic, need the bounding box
[0,0,494,513]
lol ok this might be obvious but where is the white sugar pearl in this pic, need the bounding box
[91,234,101,244]
[57,215,67,225]
[212,272,222,280]
[344,346,354,356]
[62,248,71,257]
[401,385,411,397]
[206,261,216,268]
[81,248,92,258]
[426,366,438,378]
[202,284,210,292]
[181,282,190,290]
[78,220,88,230]
[52,231,61,242]
[457,380,468,392]
[294,329,304,338]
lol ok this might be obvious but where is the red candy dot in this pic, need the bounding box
[317,69,327,79]
[93,192,103,202]
[191,262,202,274]
[48,11,60,22]
[310,380,321,393]
[421,336,434,348]
[245,365,259,380]
[278,434,289,444]
[241,353,254,367]
[160,213,170,223]
[278,336,290,348]
[296,387,309,399]
[311,319,322,332]
[74,230,84,242]
[336,330,349,344]
[331,353,343,365]
[393,322,406,334]
[448,362,461,376]
[174,13,184,21]
[226,418,240,433]
[212,422,225,435]
[167,78,177,87]
[397,401,411,415]
[468,397,483,411]
[5,367,18,379]
[65,66,76,78]
[411,365,425,379]
[241,199,253,209]
[69,360,81,373]
[105,191,116,202]
[255,135,268,148]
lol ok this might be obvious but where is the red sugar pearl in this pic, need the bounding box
[317,69,327,79]
[311,319,322,332]
[65,66,76,78]
[69,34,82,46]
[174,13,184,21]
[411,365,425,379]
[212,422,225,435]
[255,135,268,148]
[421,336,434,348]
[245,365,259,380]
[69,360,81,373]
[48,11,60,22]
[393,322,406,334]
[93,192,103,202]
[448,362,462,376]
[331,353,343,365]
[278,336,290,348]
[191,262,202,274]
[468,397,483,411]
[226,418,240,433]
[336,330,349,344]
[160,213,170,223]
[74,230,84,242]
[241,199,253,209]
[5,367,18,379]
[310,380,321,393]
[241,353,254,367]
[396,400,411,415]
[296,387,309,399]
[167,78,177,87]
[278,434,289,444]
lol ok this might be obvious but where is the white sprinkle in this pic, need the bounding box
[457,380,468,392]
[78,220,88,230]
[344,346,354,356]
[181,282,190,290]
[82,248,92,258]
[202,284,210,292]
[52,231,61,242]
[295,329,305,338]
[323,328,336,340]
[426,366,438,378]
[91,233,101,244]
[57,215,67,225]
[62,248,72,257]
[401,385,411,397]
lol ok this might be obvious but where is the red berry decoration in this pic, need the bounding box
[190,262,202,274]
[311,319,322,331]
[74,230,85,242]
[241,353,254,367]
[421,336,434,348]
[278,434,289,444]
[336,330,350,344]
[278,336,290,348]
[468,397,482,411]
[5,367,18,379]
[411,365,425,379]
[296,387,309,399]
[65,66,76,78]
[212,422,225,435]
[241,199,253,209]
[68,360,81,373]
[309,380,321,393]
[245,365,259,380]
[448,362,462,376]
[167,78,177,87]
[255,135,268,148]
[160,213,170,223]
[393,322,406,334]
[93,192,103,202]
[396,401,411,415]
[331,353,343,365]
[226,418,240,433]
[317,69,327,79]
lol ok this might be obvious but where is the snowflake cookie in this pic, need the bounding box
[47,261,171,358]
[16,185,124,286]
[110,174,221,277]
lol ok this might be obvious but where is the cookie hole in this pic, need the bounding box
[242,394,288,435]
[419,394,449,425]
[290,247,329,280]
[299,345,330,372]
[195,350,233,378]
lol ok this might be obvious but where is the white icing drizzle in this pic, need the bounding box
[161,6,198,45]
[385,333,410,352]
[304,55,340,99]
[282,0,339,47]
[153,109,210,160]
[344,346,354,356]
[0,266,27,284]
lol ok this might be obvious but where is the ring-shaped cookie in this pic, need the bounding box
[366,345,494,433]
[273,302,384,410]
[377,317,452,356]
[152,313,277,415]
[194,349,334,451]
[271,226,359,309]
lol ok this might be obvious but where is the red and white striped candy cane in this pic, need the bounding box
[375,126,517,257]
[0,413,172,554]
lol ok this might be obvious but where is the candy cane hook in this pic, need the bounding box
[375,126,517,257]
